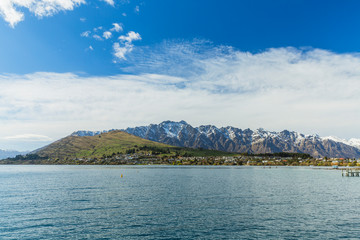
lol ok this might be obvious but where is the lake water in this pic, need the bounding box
[0,165,359,239]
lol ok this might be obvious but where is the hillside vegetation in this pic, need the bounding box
[33,130,235,161]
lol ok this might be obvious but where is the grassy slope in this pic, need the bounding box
[35,130,234,159]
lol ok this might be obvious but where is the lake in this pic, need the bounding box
[0,165,359,239]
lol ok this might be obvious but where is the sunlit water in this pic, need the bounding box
[0,165,359,239]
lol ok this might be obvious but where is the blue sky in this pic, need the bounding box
[1,0,360,150]
[2,0,360,75]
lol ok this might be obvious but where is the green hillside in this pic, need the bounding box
[33,130,234,161]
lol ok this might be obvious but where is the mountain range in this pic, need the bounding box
[71,120,360,158]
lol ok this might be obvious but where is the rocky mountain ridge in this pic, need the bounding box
[71,121,360,158]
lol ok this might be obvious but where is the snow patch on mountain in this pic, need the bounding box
[71,130,115,137]
[159,120,188,138]
[348,138,360,149]
[322,136,360,150]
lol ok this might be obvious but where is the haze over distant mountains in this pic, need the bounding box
[70,121,360,158]
[0,150,28,160]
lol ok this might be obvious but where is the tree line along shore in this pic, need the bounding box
[2,151,355,166]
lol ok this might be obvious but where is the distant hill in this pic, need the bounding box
[33,130,172,159]
[0,149,28,160]
[33,130,233,160]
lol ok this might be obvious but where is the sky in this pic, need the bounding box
[1,0,360,151]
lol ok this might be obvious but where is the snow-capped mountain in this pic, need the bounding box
[71,129,115,137]
[124,121,360,158]
[70,121,360,158]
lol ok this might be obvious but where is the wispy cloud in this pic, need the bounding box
[93,26,103,32]
[93,34,103,41]
[0,0,85,27]
[122,39,220,77]
[4,134,52,141]
[81,30,91,37]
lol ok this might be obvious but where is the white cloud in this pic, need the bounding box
[88,45,93,51]
[101,0,114,6]
[122,12,126,17]
[4,134,52,141]
[113,31,141,60]
[118,31,141,43]
[3,46,360,150]
[0,0,85,27]
[110,22,123,32]
[0,1,23,28]
[113,42,132,60]
[103,31,112,39]
[80,17,86,22]
[80,30,91,37]
[134,5,139,13]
